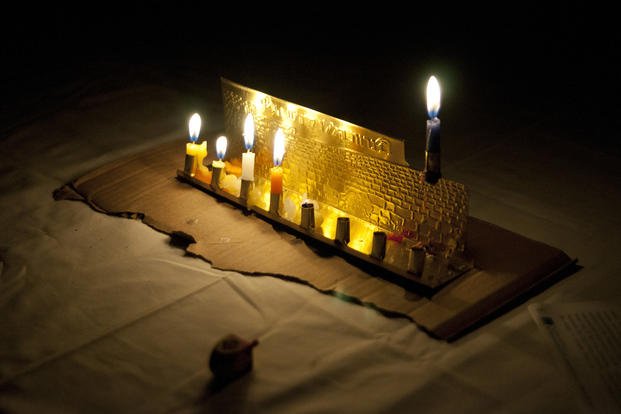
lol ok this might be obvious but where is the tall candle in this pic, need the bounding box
[270,128,285,195]
[424,76,441,184]
[241,114,255,181]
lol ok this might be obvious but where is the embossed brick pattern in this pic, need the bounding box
[222,84,468,255]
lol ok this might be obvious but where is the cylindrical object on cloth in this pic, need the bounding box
[209,334,259,383]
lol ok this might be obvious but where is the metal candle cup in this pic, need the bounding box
[300,202,315,230]
[239,179,252,203]
[371,231,387,260]
[269,193,280,214]
[184,154,195,175]
[211,165,223,189]
[407,245,426,275]
[335,217,350,245]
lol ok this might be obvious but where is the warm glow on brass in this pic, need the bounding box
[253,92,266,112]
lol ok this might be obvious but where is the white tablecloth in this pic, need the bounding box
[1,69,619,413]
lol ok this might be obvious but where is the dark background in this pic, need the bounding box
[2,5,618,155]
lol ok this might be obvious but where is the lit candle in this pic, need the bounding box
[269,128,285,214]
[211,135,227,189]
[185,113,207,176]
[241,114,255,181]
[424,76,441,184]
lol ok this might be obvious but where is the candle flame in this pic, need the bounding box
[189,113,201,143]
[216,135,228,160]
[243,114,255,151]
[273,128,285,167]
[426,76,441,119]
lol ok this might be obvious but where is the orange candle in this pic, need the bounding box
[270,166,283,194]
[270,128,285,195]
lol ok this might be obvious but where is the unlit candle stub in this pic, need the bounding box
[371,232,387,260]
[408,245,426,275]
[335,217,350,245]
[300,203,315,230]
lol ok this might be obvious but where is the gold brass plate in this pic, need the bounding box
[221,78,469,282]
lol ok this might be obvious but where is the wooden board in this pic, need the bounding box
[56,140,578,340]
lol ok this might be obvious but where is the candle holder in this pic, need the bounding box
[177,79,474,292]
[408,245,426,275]
[184,154,195,175]
[176,168,470,293]
[335,217,350,245]
[269,193,280,215]
[300,202,315,230]
[239,179,252,203]
[371,232,387,260]
[211,166,223,190]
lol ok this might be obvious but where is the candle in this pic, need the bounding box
[241,114,255,181]
[211,135,227,189]
[185,113,207,176]
[270,129,285,194]
[269,128,285,214]
[424,76,441,184]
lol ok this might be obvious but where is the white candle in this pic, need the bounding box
[241,114,255,181]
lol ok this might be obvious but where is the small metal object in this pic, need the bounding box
[211,166,223,190]
[407,245,426,275]
[300,202,315,230]
[239,179,252,203]
[371,231,387,260]
[335,217,350,245]
[184,154,195,175]
[209,334,259,383]
[269,193,281,215]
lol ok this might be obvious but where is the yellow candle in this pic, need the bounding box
[186,141,207,174]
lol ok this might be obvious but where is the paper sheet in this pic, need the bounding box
[529,301,621,413]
